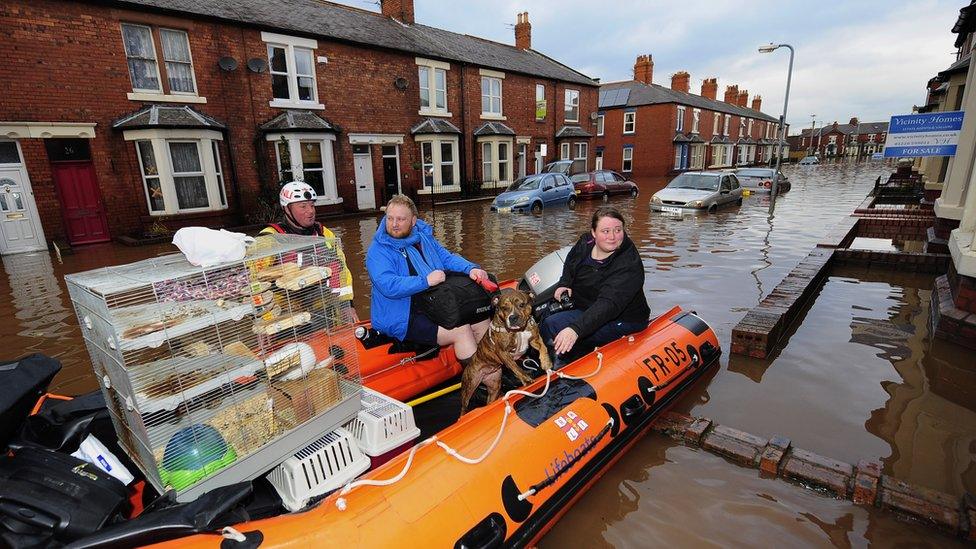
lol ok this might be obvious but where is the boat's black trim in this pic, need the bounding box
[671,312,709,336]
[500,476,533,523]
[456,512,507,549]
[513,378,596,428]
[503,350,720,548]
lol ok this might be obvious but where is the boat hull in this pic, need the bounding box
[153,305,720,548]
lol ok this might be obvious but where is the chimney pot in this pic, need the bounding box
[515,11,532,50]
[737,89,749,108]
[670,71,690,93]
[701,78,718,100]
[724,84,739,104]
[634,54,654,85]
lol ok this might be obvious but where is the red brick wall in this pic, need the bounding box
[0,0,596,243]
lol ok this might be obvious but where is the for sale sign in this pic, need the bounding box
[883,111,964,157]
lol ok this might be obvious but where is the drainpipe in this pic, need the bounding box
[222,129,244,222]
[459,62,468,192]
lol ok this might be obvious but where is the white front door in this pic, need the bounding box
[595,151,604,170]
[0,144,47,255]
[353,147,375,210]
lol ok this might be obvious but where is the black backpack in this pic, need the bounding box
[414,273,498,329]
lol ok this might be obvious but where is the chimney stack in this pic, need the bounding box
[736,90,749,107]
[849,117,859,126]
[380,0,414,24]
[634,54,653,85]
[751,95,762,111]
[671,71,690,93]
[701,78,718,100]
[724,85,739,103]
[515,12,532,50]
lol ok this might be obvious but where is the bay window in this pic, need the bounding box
[416,136,460,192]
[573,142,587,173]
[262,32,323,109]
[267,132,340,204]
[478,137,514,188]
[126,129,227,215]
[560,142,570,160]
[690,144,704,169]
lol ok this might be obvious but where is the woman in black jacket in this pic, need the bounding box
[541,207,650,364]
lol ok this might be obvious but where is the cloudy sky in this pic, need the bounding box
[336,0,963,133]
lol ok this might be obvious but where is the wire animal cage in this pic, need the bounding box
[65,233,362,501]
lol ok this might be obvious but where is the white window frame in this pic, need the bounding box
[623,112,636,134]
[564,89,580,123]
[713,112,720,135]
[574,142,588,172]
[262,32,324,110]
[480,69,505,120]
[121,23,163,94]
[416,57,451,117]
[265,132,341,204]
[123,128,227,216]
[416,136,460,193]
[536,84,546,121]
[692,109,700,133]
[676,106,685,132]
[596,114,604,136]
[723,115,731,136]
[690,143,704,169]
[121,23,207,104]
[739,117,746,137]
[622,147,633,173]
[747,118,754,137]
[560,142,571,160]
[477,136,515,188]
[159,28,198,96]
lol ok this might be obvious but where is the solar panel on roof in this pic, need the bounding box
[599,88,631,108]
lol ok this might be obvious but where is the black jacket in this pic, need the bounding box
[556,232,650,339]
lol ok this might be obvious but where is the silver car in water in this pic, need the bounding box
[734,167,791,193]
[650,171,743,214]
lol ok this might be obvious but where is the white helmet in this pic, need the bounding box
[279,181,318,207]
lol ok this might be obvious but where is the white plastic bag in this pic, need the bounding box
[173,227,254,267]
[71,434,135,485]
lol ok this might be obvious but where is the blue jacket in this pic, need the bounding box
[366,218,478,340]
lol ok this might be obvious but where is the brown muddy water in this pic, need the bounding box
[3,160,973,546]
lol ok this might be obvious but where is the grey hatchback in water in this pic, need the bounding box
[650,171,743,213]
[733,167,791,193]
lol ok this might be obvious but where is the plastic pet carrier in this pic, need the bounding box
[343,388,420,468]
[64,233,362,502]
[265,427,369,512]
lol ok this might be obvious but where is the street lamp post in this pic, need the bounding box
[808,114,816,155]
[759,43,794,214]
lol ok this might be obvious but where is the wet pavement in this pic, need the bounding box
[4,159,975,545]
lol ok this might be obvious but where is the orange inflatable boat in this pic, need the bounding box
[136,304,719,548]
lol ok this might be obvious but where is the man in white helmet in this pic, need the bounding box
[260,181,355,314]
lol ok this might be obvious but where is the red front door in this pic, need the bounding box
[51,161,110,245]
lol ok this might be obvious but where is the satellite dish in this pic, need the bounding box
[218,56,238,71]
[394,77,409,90]
[247,58,268,73]
[589,112,598,121]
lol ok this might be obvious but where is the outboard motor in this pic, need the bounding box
[519,246,575,323]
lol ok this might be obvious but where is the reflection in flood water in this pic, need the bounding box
[3,160,974,545]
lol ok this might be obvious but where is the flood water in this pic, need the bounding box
[5,159,974,546]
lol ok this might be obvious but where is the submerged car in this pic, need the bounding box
[650,171,743,214]
[733,167,791,193]
[541,159,586,177]
[490,173,577,213]
[798,155,820,165]
[570,170,639,199]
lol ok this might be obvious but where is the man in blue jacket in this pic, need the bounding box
[366,195,490,366]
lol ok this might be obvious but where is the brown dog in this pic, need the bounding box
[460,288,552,415]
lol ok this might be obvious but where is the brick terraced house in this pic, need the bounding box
[0,0,597,253]
[593,55,782,180]
[793,118,888,159]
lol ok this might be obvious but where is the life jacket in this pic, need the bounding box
[258,222,354,301]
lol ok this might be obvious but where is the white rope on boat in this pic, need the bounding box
[335,351,605,511]
[221,526,246,542]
